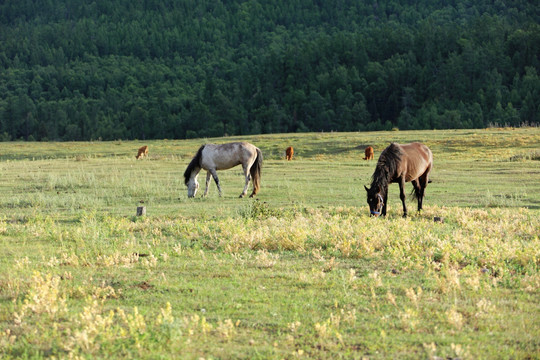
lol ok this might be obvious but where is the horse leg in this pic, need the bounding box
[209,169,222,197]
[239,165,250,198]
[399,178,407,217]
[411,179,419,193]
[417,175,429,211]
[382,191,388,217]
[418,185,424,211]
[417,164,432,211]
[203,172,212,197]
[411,180,421,211]
[416,179,424,211]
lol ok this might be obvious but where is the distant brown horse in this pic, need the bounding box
[363,146,374,160]
[136,145,149,159]
[286,146,294,161]
[364,142,432,217]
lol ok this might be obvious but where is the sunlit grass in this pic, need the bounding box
[1,205,538,358]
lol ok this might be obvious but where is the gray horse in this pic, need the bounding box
[184,142,263,198]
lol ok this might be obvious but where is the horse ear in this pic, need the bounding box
[364,185,369,192]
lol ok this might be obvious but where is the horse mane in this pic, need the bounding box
[370,143,402,192]
[184,145,205,185]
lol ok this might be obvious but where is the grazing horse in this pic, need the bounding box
[363,146,374,160]
[364,142,432,217]
[136,145,149,159]
[286,146,294,161]
[184,142,263,198]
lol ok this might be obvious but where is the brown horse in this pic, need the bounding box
[136,145,149,159]
[363,146,374,160]
[184,142,262,198]
[364,142,432,217]
[286,146,294,161]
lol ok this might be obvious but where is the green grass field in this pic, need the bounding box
[0,128,539,359]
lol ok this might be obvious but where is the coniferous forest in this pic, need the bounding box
[1,0,539,141]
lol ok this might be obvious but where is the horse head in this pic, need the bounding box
[364,185,384,217]
[187,176,200,198]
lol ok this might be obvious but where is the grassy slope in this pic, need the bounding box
[0,128,539,359]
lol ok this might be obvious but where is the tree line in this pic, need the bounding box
[0,0,539,141]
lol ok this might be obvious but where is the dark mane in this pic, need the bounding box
[370,143,402,192]
[184,145,205,185]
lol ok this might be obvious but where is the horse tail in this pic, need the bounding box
[250,148,263,196]
[184,145,205,185]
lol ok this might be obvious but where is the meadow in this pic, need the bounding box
[0,128,539,359]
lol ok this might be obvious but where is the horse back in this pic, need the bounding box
[202,142,258,170]
[398,143,432,181]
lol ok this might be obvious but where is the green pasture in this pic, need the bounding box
[1,128,539,218]
[0,128,539,359]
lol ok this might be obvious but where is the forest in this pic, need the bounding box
[0,0,539,141]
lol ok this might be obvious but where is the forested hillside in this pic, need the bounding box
[1,0,539,140]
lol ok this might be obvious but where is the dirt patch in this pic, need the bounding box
[135,281,153,291]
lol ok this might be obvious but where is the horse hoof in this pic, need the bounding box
[239,194,244,198]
